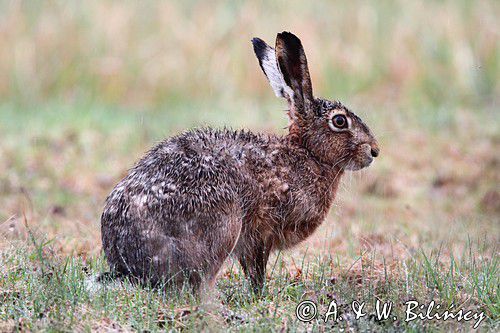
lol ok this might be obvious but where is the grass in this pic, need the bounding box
[0,232,497,331]
[0,0,499,331]
[0,101,497,332]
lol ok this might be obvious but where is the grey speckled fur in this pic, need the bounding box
[101,32,379,294]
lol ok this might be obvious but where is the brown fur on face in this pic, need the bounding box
[301,99,379,170]
[100,32,378,295]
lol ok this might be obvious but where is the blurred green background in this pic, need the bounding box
[1,1,497,117]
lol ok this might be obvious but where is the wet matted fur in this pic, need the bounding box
[101,32,379,294]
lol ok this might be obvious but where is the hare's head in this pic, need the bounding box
[253,32,379,171]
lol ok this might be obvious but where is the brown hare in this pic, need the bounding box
[100,32,379,295]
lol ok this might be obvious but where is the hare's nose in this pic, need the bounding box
[370,147,379,158]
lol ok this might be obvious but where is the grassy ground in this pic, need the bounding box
[1,0,499,331]
[0,102,497,332]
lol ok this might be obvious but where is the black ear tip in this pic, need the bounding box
[252,37,268,59]
[278,31,296,37]
[276,32,303,52]
[277,31,301,43]
[251,37,265,48]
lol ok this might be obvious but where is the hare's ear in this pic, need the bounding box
[275,32,314,119]
[252,37,293,101]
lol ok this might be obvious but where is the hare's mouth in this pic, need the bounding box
[345,155,373,171]
[344,143,376,171]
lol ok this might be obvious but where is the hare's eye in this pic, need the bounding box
[332,115,348,129]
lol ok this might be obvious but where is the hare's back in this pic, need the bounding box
[103,128,261,222]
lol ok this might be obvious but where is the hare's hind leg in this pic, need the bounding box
[151,208,243,295]
[198,209,243,291]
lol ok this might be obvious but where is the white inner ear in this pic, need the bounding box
[259,45,294,100]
